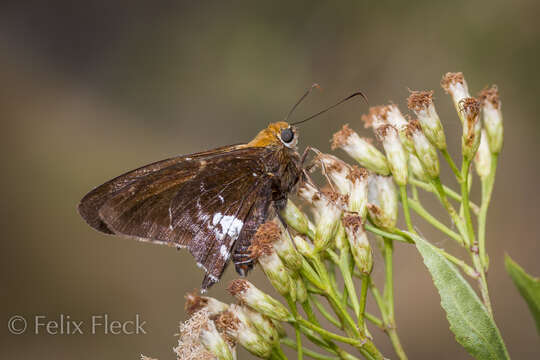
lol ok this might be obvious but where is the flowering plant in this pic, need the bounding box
[144,72,539,360]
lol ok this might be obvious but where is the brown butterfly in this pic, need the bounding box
[78,86,364,291]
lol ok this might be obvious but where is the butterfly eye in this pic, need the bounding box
[280,127,294,144]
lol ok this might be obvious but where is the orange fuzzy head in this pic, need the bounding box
[247,121,298,148]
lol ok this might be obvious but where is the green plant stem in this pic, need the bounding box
[460,158,476,247]
[478,153,498,269]
[408,198,463,244]
[364,312,384,329]
[409,178,480,214]
[431,177,468,245]
[273,345,290,360]
[471,253,494,316]
[302,300,360,360]
[338,251,360,319]
[280,338,340,360]
[383,238,395,321]
[310,295,341,328]
[441,148,462,180]
[296,318,381,360]
[311,254,359,336]
[399,185,415,232]
[310,254,384,359]
[287,296,303,360]
[368,276,407,360]
[364,224,412,243]
[358,275,369,331]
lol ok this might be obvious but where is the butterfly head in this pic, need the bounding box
[247,122,298,149]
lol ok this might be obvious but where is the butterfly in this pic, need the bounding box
[78,86,365,291]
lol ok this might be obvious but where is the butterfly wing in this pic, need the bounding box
[79,146,275,289]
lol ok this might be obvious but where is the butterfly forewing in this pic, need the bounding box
[79,146,276,289]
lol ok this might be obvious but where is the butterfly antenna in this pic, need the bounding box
[285,83,322,122]
[290,90,369,126]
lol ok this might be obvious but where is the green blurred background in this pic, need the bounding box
[2,0,539,359]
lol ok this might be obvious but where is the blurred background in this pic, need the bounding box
[1,0,539,359]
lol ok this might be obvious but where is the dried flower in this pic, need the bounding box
[376,124,408,186]
[216,306,272,359]
[250,223,293,296]
[185,292,229,317]
[384,104,414,152]
[347,166,369,217]
[459,97,482,160]
[361,105,390,130]
[174,309,216,360]
[478,85,503,154]
[227,279,291,321]
[474,130,492,180]
[317,153,353,194]
[441,72,471,117]
[332,124,390,176]
[406,120,440,179]
[342,214,373,274]
[367,175,398,231]
[408,90,446,150]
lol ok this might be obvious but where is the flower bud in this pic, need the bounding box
[367,175,398,230]
[294,274,308,303]
[347,166,369,217]
[332,124,390,176]
[408,154,429,182]
[200,321,235,360]
[376,125,408,186]
[406,120,440,179]
[271,222,302,272]
[408,90,446,150]
[441,72,471,119]
[293,235,314,258]
[242,306,281,346]
[474,130,491,180]
[216,307,272,359]
[227,280,291,321]
[384,104,414,152]
[342,215,373,274]
[317,153,352,194]
[459,98,482,161]
[185,292,229,316]
[280,199,309,235]
[478,85,503,154]
[250,224,292,297]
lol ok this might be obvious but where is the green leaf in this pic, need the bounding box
[505,254,540,333]
[412,233,509,359]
